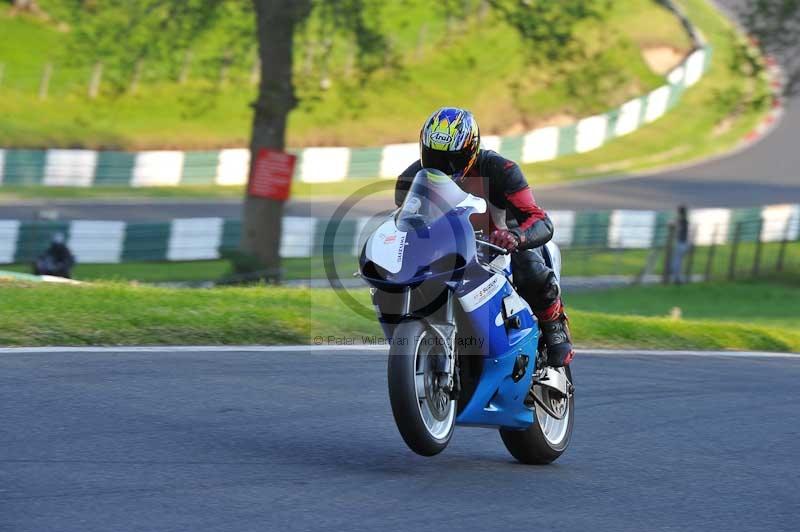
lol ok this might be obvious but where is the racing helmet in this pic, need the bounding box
[420,107,480,181]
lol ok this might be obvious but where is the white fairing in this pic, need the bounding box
[367,219,407,274]
[458,273,505,312]
[456,194,486,214]
[545,241,562,282]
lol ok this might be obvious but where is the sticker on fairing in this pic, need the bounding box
[368,219,407,274]
[459,274,505,312]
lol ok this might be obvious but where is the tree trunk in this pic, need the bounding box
[243,0,311,279]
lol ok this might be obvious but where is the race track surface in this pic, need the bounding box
[2,348,798,532]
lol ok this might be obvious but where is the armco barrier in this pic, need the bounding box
[1,204,797,265]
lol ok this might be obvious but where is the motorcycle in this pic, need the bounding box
[358,168,574,464]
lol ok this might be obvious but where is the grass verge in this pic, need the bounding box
[0,280,797,351]
[4,239,798,283]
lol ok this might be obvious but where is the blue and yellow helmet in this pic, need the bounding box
[420,107,480,180]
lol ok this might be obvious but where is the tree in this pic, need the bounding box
[243,0,311,276]
[58,0,601,279]
[739,0,800,95]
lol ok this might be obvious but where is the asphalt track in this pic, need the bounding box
[1,346,798,532]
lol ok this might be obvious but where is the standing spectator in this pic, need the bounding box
[670,205,690,284]
[33,233,75,278]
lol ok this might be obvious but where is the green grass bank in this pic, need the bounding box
[1,280,797,351]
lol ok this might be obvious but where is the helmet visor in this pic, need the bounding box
[421,146,473,178]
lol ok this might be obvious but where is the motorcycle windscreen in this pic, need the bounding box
[396,169,473,232]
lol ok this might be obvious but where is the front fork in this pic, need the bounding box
[422,290,458,398]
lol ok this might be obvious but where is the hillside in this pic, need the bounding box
[0,0,693,150]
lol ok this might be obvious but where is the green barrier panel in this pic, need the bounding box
[653,211,674,247]
[729,207,763,242]
[499,135,524,163]
[604,108,620,141]
[666,83,684,110]
[315,218,357,257]
[120,222,170,261]
[348,147,383,179]
[13,221,70,262]
[557,124,577,157]
[572,211,611,247]
[181,151,219,185]
[3,150,46,186]
[94,151,136,186]
[219,219,242,252]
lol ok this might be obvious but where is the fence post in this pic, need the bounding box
[88,62,103,99]
[704,225,718,282]
[752,218,764,277]
[728,222,742,281]
[415,24,429,60]
[662,223,675,285]
[776,217,791,272]
[250,53,260,86]
[218,51,232,86]
[129,59,144,94]
[39,62,52,100]
[179,50,193,84]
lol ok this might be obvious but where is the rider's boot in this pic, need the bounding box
[535,300,575,367]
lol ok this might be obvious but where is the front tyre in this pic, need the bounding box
[500,366,574,464]
[388,320,455,456]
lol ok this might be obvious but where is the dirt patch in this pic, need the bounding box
[642,46,685,75]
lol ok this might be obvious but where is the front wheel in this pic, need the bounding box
[500,366,574,464]
[387,320,456,456]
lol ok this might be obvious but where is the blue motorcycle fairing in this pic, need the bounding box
[453,261,540,429]
[360,208,477,290]
[455,331,539,429]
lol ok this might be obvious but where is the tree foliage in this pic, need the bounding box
[485,0,609,64]
[739,0,800,95]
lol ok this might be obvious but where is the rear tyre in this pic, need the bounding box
[388,320,455,456]
[500,366,574,464]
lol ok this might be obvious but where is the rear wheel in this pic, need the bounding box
[500,366,574,464]
[388,320,456,456]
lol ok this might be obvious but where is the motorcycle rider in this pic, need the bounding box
[395,106,574,366]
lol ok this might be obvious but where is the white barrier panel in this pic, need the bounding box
[549,210,575,247]
[299,147,351,183]
[132,151,185,187]
[644,86,671,123]
[684,49,706,87]
[215,149,250,186]
[608,210,657,249]
[521,127,559,163]
[68,220,126,263]
[690,208,731,245]
[667,65,686,86]
[44,149,98,187]
[0,220,20,263]
[167,217,224,261]
[480,135,502,153]
[281,217,317,258]
[760,204,800,242]
[379,143,418,179]
[0,149,6,185]
[575,115,608,153]
[615,98,643,137]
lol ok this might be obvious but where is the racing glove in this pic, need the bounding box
[488,229,520,252]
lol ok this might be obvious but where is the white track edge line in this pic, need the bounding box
[0,345,796,358]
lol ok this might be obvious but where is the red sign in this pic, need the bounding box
[248,148,297,201]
